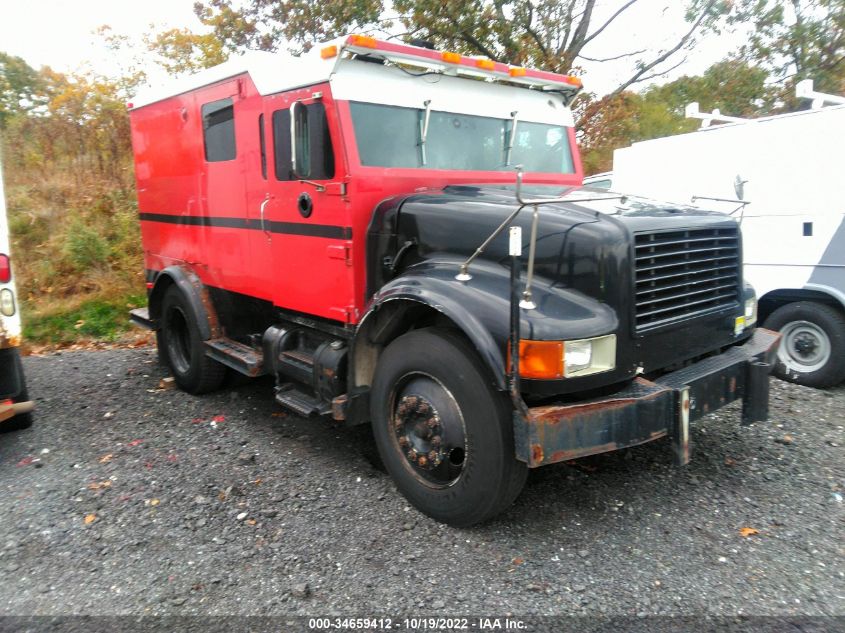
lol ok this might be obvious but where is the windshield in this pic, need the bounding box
[349,101,574,174]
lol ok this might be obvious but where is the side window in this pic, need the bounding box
[201,98,236,162]
[273,102,335,181]
[272,109,293,181]
[258,113,267,179]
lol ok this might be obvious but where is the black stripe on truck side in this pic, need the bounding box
[138,213,352,240]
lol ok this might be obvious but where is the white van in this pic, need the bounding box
[0,153,34,430]
[598,84,845,387]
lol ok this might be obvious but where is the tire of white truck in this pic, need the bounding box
[159,285,226,394]
[370,327,527,527]
[763,301,845,388]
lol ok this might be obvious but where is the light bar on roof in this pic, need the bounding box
[340,35,582,92]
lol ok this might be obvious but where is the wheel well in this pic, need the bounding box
[759,289,844,324]
[352,300,485,390]
[148,274,175,323]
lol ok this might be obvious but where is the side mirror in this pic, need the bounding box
[290,101,310,178]
[734,174,747,201]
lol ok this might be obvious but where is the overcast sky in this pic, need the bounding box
[0,0,744,96]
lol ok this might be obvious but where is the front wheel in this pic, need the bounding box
[370,328,527,527]
[764,301,845,388]
[159,285,226,394]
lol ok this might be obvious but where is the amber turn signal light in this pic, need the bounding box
[511,340,564,379]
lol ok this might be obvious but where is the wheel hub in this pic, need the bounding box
[394,395,445,470]
[391,374,467,487]
[793,333,818,356]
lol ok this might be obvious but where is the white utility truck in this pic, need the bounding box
[0,152,33,430]
[601,81,845,388]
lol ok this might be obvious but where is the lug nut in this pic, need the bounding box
[418,455,428,467]
[407,450,417,462]
[428,450,438,462]
[432,436,441,447]
[398,436,409,447]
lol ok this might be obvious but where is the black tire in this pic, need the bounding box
[159,285,226,394]
[1,350,33,433]
[371,328,527,527]
[763,301,845,388]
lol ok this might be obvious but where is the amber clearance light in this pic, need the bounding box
[349,34,378,49]
[509,67,527,77]
[475,59,496,71]
[441,51,462,64]
[321,45,338,59]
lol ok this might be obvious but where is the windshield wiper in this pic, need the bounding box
[419,99,432,165]
[504,110,518,166]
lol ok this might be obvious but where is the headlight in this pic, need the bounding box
[0,288,15,317]
[517,334,616,379]
[744,296,757,326]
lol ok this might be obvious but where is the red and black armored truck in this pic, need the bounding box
[129,35,779,526]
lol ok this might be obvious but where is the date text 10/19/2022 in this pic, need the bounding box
[308,617,527,630]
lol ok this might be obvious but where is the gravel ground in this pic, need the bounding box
[1,347,843,618]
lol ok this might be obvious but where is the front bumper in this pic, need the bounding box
[514,328,780,468]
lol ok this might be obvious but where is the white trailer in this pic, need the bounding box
[0,151,34,430]
[604,84,845,387]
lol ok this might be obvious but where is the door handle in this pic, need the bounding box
[260,195,272,240]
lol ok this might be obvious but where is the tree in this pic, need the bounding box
[717,0,845,98]
[0,53,46,127]
[193,0,724,94]
[643,59,776,117]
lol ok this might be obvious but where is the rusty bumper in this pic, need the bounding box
[514,328,781,468]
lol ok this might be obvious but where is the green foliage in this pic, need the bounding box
[22,292,147,344]
[643,59,776,117]
[0,52,45,126]
[713,0,845,100]
[63,220,110,270]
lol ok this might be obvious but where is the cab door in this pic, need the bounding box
[260,88,355,323]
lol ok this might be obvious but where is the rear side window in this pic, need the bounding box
[272,103,335,181]
[202,98,236,162]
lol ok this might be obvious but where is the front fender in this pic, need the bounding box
[364,258,619,391]
[148,266,221,340]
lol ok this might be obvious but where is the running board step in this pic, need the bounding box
[204,338,265,377]
[275,384,331,417]
[129,307,154,330]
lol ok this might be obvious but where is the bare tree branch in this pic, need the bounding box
[579,48,646,63]
[581,0,640,49]
[611,1,715,95]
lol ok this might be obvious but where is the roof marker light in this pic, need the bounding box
[475,59,496,71]
[566,75,582,87]
[509,67,527,77]
[441,51,461,64]
[321,45,338,59]
[349,34,378,49]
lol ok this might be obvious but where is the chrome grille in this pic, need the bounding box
[634,227,740,331]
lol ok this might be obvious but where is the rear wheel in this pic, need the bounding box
[1,351,33,433]
[764,301,845,388]
[159,285,225,394]
[371,328,527,527]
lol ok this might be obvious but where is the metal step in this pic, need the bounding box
[275,384,331,417]
[281,349,314,367]
[204,338,265,377]
[129,307,154,330]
